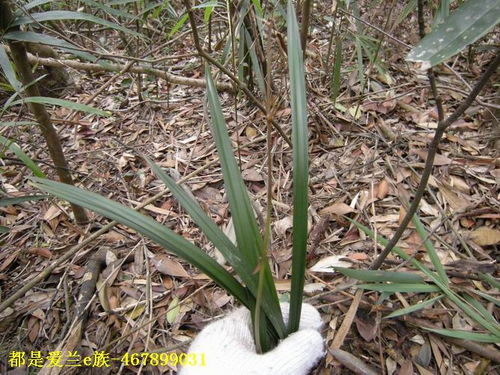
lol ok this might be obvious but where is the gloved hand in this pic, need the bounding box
[179,303,324,375]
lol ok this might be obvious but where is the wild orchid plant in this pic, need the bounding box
[34,0,309,352]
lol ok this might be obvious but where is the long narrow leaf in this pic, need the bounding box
[244,27,266,95]
[0,121,38,127]
[79,0,135,20]
[463,294,498,323]
[0,73,47,117]
[393,0,416,29]
[287,0,309,334]
[472,290,500,308]
[335,267,424,283]
[412,214,448,284]
[0,195,48,206]
[330,39,342,103]
[0,136,45,178]
[357,283,441,293]
[384,295,443,319]
[0,45,22,93]
[32,178,253,309]
[4,31,97,62]
[21,0,54,11]
[423,328,500,343]
[147,160,242,266]
[205,65,285,344]
[12,11,142,38]
[206,66,261,280]
[479,273,500,290]
[149,159,289,333]
[12,97,110,116]
[168,13,189,38]
[349,218,500,337]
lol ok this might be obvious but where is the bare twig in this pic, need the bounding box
[370,51,500,270]
[3,46,233,92]
[370,0,500,270]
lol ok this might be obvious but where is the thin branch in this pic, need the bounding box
[370,0,500,270]
[4,48,233,92]
[370,50,500,270]
[416,0,444,123]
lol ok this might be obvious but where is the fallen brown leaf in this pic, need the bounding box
[376,178,390,199]
[469,227,500,246]
[320,202,354,216]
[151,255,190,278]
[414,149,452,166]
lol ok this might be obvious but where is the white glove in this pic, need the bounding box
[179,303,324,375]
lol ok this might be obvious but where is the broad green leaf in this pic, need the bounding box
[287,0,309,334]
[423,328,500,343]
[12,11,142,38]
[407,0,500,68]
[0,195,48,206]
[0,45,22,93]
[412,214,448,284]
[384,295,443,319]
[334,267,424,283]
[12,97,111,116]
[3,31,97,62]
[0,136,45,178]
[205,65,285,347]
[357,283,441,293]
[32,178,253,309]
[0,226,9,233]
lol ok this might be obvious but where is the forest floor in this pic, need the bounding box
[0,1,499,374]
